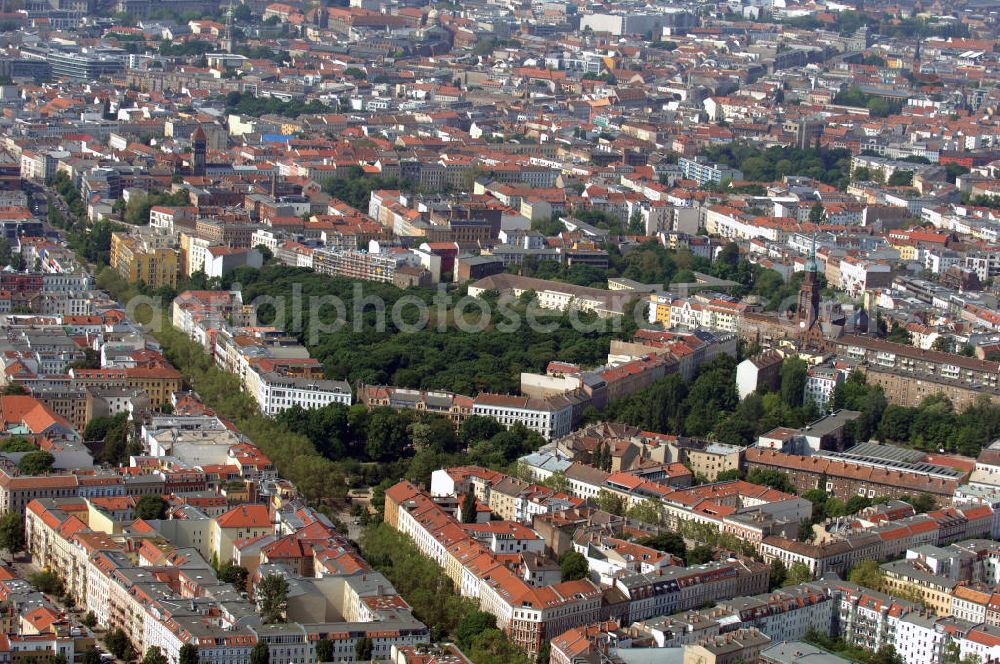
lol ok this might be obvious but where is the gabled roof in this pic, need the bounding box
[216,504,270,529]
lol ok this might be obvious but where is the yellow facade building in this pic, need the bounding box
[649,293,671,325]
[110,232,180,289]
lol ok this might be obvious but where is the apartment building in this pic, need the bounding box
[252,371,352,415]
[834,336,1000,390]
[431,466,583,524]
[736,351,784,400]
[559,570,999,664]
[821,579,921,654]
[951,584,992,623]
[179,231,214,277]
[527,454,797,541]
[171,290,245,349]
[195,219,256,248]
[467,273,636,318]
[757,502,993,580]
[860,366,1000,409]
[19,150,63,184]
[682,628,771,664]
[25,497,94,601]
[647,294,748,333]
[548,422,743,481]
[678,157,743,186]
[718,584,836,643]
[614,560,769,624]
[69,366,184,407]
[31,384,88,432]
[838,256,893,297]
[881,558,960,616]
[804,364,842,411]
[659,480,812,542]
[472,391,584,440]
[311,247,428,287]
[758,534,883,577]
[964,249,1000,282]
[29,496,428,664]
[385,480,599,656]
[745,447,963,504]
[684,441,744,481]
[110,232,180,290]
[550,622,622,664]
[0,470,79,514]
[958,625,1000,663]
[574,535,672,585]
[357,384,474,426]
[149,205,196,233]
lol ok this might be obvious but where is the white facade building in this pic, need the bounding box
[471,393,576,440]
[804,366,842,412]
[253,371,352,416]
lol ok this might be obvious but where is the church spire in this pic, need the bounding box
[805,232,817,273]
[798,232,822,347]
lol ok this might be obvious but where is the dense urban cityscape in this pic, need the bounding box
[0,0,999,663]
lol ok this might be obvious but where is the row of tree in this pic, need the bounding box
[97,268,353,508]
[833,372,1000,456]
[49,171,125,266]
[359,524,531,663]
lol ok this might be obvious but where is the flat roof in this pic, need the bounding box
[759,641,852,664]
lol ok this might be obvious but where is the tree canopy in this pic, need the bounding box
[833,87,905,118]
[218,561,250,589]
[848,559,885,591]
[559,550,589,582]
[0,438,35,453]
[835,373,1000,456]
[122,189,191,226]
[257,574,289,623]
[179,644,199,664]
[134,495,168,521]
[702,143,854,189]
[142,647,169,664]
[322,167,413,211]
[358,522,523,660]
[314,639,332,663]
[0,511,24,554]
[455,611,497,650]
[602,353,826,447]
[105,628,134,660]
[18,451,54,475]
[636,531,686,560]
[225,92,331,118]
[222,263,620,395]
[249,643,269,664]
[354,638,372,661]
